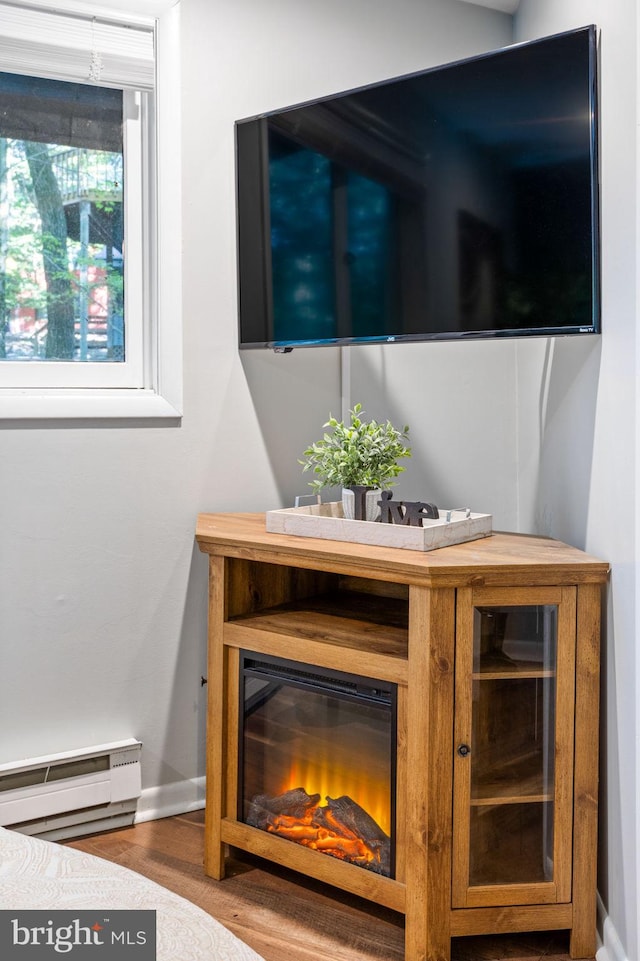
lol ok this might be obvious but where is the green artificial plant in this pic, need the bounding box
[300,403,411,494]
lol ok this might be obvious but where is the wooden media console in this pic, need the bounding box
[196,512,608,961]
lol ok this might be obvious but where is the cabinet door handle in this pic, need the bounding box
[457,743,471,757]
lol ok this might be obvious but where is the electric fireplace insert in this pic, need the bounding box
[239,653,397,878]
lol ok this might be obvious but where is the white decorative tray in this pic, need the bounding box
[266,502,492,552]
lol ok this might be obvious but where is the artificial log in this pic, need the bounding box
[321,795,388,844]
[319,795,391,875]
[246,788,391,876]
[247,787,321,826]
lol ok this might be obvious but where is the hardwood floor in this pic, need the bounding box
[66,810,593,961]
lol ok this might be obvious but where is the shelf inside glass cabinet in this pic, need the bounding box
[472,750,553,804]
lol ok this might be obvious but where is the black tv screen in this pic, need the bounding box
[236,25,599,350]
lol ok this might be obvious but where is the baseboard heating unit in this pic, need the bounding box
[0,738,142,841]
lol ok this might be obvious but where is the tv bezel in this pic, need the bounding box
[235,25,600,352]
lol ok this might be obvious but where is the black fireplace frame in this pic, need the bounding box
[238,650,398,877]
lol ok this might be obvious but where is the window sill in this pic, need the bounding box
[0,389,182,421]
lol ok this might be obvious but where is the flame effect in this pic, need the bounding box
[280,758,391,836]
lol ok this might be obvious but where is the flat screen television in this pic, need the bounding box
[235,25,599,351]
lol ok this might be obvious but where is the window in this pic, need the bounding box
[0,1,181,419]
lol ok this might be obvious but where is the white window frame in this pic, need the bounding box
[0,0,182,420]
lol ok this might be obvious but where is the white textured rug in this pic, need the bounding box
[0,826,265,961]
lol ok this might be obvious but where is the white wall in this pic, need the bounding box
[349,340,520,526]
[0,0,511,812]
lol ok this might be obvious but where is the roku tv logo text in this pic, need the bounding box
[0,911,156,959]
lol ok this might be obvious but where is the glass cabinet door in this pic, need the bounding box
[452,587,576,908]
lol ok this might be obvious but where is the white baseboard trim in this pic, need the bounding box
[135,776,206,824]
[597,892,630,961]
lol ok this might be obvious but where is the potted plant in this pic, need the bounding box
[300,403,411,520]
